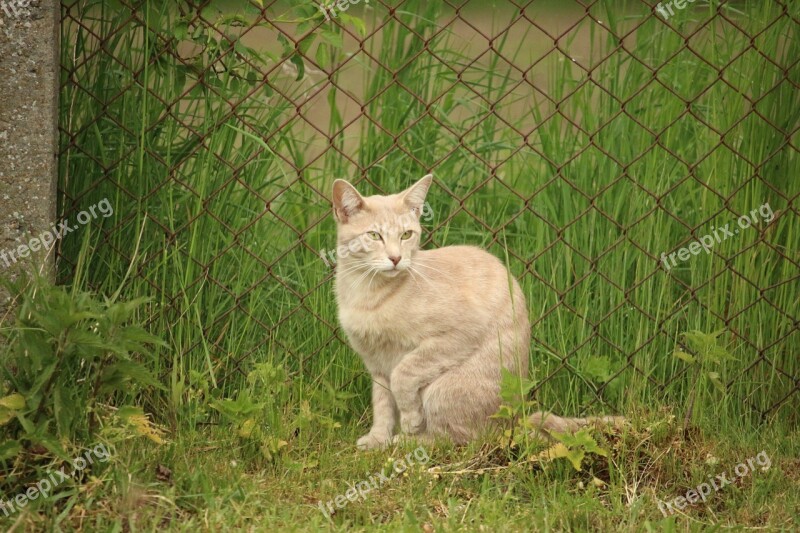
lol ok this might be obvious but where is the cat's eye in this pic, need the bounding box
[401,230,413,240]
[367,231,382,241]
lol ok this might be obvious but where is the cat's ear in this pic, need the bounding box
[401,174,433,213]
[332,179,365,223]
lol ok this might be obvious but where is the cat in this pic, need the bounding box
[332,175,623,450]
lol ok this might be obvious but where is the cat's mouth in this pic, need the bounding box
[381,267,403,277]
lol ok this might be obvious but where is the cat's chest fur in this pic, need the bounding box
[337,290,419,374]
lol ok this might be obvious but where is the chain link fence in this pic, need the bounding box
[58,0,799,422]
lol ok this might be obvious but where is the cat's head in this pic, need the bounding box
[331,175,432,277]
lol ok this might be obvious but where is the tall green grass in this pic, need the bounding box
[58,0,799,436]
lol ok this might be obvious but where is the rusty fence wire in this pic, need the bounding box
[57,0,800,422]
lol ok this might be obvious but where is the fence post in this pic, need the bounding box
[0,0,60,319]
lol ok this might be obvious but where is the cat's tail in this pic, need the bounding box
[528,411,625,440]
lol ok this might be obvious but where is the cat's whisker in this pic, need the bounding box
[412,259,448,271]
[411,261,452,279]
[336,260,375,276]
[367,268,382,291]
[405,266,421,287]
[347,266,376,293]
[336,257,373,268]
[336,265,369,277]
[408,265,434,286]
[350,271,375,293]
[414,256,451,267]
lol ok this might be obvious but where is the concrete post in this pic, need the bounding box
[0,0,59,319]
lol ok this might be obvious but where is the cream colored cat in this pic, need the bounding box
[333,175,621,450]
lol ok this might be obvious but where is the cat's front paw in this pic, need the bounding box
[400,410,425,435]
[356,432,393,450]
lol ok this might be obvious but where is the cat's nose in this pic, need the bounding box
[388,256,401,266]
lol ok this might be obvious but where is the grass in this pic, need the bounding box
[0,0,798,530]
